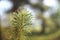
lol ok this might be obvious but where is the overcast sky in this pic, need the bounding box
[0,1,13,16]
[0,0,58,16]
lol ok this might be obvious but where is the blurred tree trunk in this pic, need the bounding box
[39,2,49,34]
[56,2,60,28]
[41,19,45,34]
[0,16,2,40]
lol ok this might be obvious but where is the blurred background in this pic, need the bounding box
[0,0,60,40]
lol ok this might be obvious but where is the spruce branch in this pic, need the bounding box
[11,8,32,40]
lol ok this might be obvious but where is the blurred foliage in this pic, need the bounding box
[39,2,49,11]
[51,3,60,28]
[11,8,32,40]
